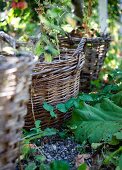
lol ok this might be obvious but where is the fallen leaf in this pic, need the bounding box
[75,154,91,170]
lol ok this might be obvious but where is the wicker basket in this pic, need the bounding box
[24,38,86,129]
[59,35,111,92]
[0,32,35,170]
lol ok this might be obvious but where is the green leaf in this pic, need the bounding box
[108,136,120,145]
[111,91,122,107]
[116,166,120,170]
[72,97,122,121]
[73,98,81,108]
[25,163,37,170]
[72,121,122,143]
[35,120,41,129]
[50,160,70,170]
[119,154,122,170]
[39,163,50,170]
[65,98,75,110]
[91,143,102,149]
[114,131,122,140]
[35,155,46,162]
[78,163,87,170]
[43,102,57,118]
[50,110,57,118]
[79,94,93,102]
[43,102,54,112]
[34,40,44,56]
[56,103,67,113]
[44,45,59,56]
[43,128,57,136]
[21,140,30,158]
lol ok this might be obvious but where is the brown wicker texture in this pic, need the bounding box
[0,32,35,170]
[59,35,111,92]
[25,38,86,129]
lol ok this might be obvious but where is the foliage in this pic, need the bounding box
[43,102,57,118]
[25,160,70,170]
[68,86,122,142]
[33,0,75,60]
[1,0,121,169]
[23,122,57,141]
[71,121,122,143]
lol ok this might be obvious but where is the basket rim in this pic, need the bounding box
[59,35,112,42]
[35,53,84,65]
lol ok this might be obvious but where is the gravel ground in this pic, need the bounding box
[16,136,92,170]
[39,137,81,170]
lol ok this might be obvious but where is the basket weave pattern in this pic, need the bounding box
[59,36,111,92]
[0,32,34,170]
[25,39,86,129]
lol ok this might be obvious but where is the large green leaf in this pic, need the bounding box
[119,154,122,170]
[72,98,122,122]
[111,91,122,107]
[74,121,122,143]
[70,92,122,143]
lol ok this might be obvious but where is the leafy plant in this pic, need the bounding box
[34,0,72,61]
[21,120,57,157]
[43,102,57,118]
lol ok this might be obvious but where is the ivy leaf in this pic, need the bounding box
[56,103,67,113]
[65,98,75,110]
[79,94,93,102]
[43,102,57,118]
[25,163,37,170]
[43,102,54,112]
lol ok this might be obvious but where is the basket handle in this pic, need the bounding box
[72,38,86,72]
[0,31,16,49]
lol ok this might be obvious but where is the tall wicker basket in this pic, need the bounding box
[24,38,86,129]
[0,32,35,170]
[59,35,111,92]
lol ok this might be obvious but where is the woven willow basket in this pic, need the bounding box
[0,32,35,170]
[24,38,86,129]
[59,35,111,92]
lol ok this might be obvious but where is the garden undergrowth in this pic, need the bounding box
[17,68,122,170]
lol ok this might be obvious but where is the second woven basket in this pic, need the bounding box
[25,38,86,129]
[59,35,111,92]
